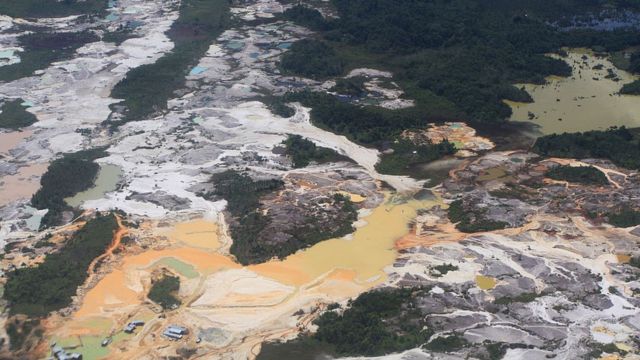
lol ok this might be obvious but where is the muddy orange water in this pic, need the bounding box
[61,195,438,358]
[0,162,47,206]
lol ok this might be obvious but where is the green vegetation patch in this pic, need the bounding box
[208,170,284,217]
[329,76,367,97]
[281,4,328,31]
[0,99,37,130]
[545,165,608,186]
[281,134,348,168]
[6,318,41,352]
[620,79,640,95]
[533,127,640,170]
[607,208,640,228]
[4,214,118,317]
[376,138,455,176]
[283,91,435,146]
[489,184,536,201]
[0,31,99,83]
[31,148,108,228]
[448,199,508,233]
[430,263,459,277]
[279,39,343,80]
[110,0,230,124]
[587,342,628,359]
[148,275,181,310]
[259,288,431,358]
[424,334,469,353]
[0,0,106,18]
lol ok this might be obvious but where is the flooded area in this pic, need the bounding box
[65,164,123,207]
[507,49,640,135]
[50,195,439,358]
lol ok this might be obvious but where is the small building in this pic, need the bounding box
[123,323,136,333]
[167,325,188,335]
[130,320,145,326]
[162,330,183,340]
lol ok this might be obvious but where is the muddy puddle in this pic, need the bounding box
[475,275,497,290]
[507,49,640,135]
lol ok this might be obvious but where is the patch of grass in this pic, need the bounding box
[0,99,37,130]
[545,165,608,186]
[110,0,230,124]
[3,214,118,317]
[148,275,181,310]
[31,148,108,228]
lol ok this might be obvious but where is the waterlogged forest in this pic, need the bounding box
[281,0,640,121]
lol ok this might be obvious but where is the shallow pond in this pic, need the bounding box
[65,164,123,207]
[507,49,640,135]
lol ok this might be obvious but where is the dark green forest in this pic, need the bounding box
[281,135,347,168]
[0,99,37,129]
[279,39,344,80]
[31,148,108,228]
[4,214,118,317]
[545,165,609,185]
[281,1,640,124]
[376,138,455,175]
[532,127,640,169]
[148,275,181,310]
[607,208,640,227]
[259,288,431,358]
[620,79,640,94]
[0,0,106,18]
